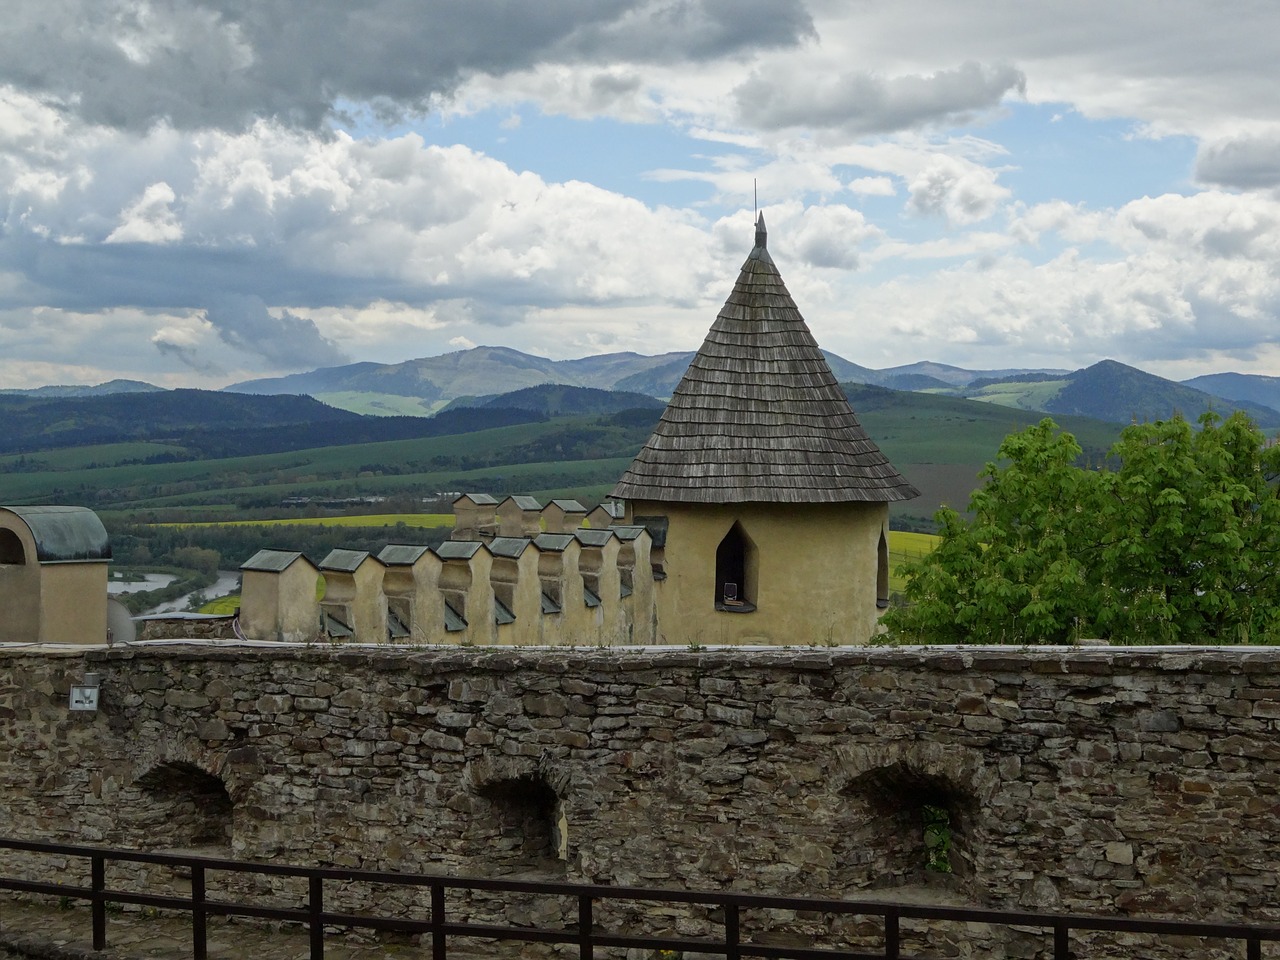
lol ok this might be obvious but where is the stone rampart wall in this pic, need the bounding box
[1,644,1277,957]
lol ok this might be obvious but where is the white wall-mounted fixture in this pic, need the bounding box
[69,672,101,712]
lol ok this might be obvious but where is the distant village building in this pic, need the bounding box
[612,214,918,644]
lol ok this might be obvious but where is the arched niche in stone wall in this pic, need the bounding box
[123,760,235,854]
[829,741,997,897]
[464,757,571,879]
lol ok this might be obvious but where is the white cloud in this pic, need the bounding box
[906,156,1009,225]
[828,190,1280,370]
[733,61,1025,135]
[1195,132,1280,190]
[105,181,183,243]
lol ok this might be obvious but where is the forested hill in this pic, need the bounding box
[0,390,544,458]
[441,384,665,417]
[1046,360,1280,427]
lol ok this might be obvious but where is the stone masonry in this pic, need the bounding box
[1,644,1279,957]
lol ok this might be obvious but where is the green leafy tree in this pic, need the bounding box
[1093,412,1280,644]
[886,419,1096,644]
[886,412,1280,645]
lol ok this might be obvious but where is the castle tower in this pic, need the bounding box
[611,214,918,645]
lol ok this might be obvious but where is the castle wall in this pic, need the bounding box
[240,562,320,644]
[1,645,1277,957]
[635,500,889,646]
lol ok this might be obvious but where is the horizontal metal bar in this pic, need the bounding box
[0,879,93,899]
[4,835,1280,947]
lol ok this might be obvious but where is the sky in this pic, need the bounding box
[3,0,1280,389]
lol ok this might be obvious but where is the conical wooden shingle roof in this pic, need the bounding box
[612,215,919,505]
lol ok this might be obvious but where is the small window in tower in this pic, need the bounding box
[715,522,756,613]
[0,529,25,565]
[877,530,890,609]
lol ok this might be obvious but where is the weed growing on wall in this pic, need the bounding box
[923,805,952,874]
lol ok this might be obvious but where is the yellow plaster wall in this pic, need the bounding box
[491,549,542,646]
[241,565,320,643]
[578,540,623,645]
[383,555,443,644]
[633,500,889,646]
[38,563,108,645]
[0,521,41,643]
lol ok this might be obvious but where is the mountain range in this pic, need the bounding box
[9,347,1280,429]
[220,346,1280,427]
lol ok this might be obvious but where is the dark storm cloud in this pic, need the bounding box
[734,61,1025,134]
[564,0,815,62]
[1,0,815,132]
[154,336,224,374]
[205,294,349,369]
[1195,135,1280,190]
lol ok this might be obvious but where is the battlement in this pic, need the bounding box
[237,495,656,646]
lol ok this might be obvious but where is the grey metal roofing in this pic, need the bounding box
[320,549,372,573]
[610,525,647,541]
[503,495,542,511]
[632,515,668,549]
[533,533,575,552]
[541,592,562,615]
[494,597,516,625]
[387,609,410,638]
[453,493,499,506]
[323,611,353,638]
[378,544,431,566]
[1,506,111,563]
[434,541,485,561]
[241,549,314,573]
[583,586,602,609]
[548,499,586,512]
[612,214,919,505]
[489,537,533,558]
[444,600,467,632]
[575,529,616,548]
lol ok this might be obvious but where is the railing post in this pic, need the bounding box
[1053,921,1069,960]
[884,906,899,960]
[431,882,446,960]
[725,902,740,960]
[91,855,106,950]
[191,864,207,960]
[578,893,593,960]
[1248,937,1261,960]
[308,875,324,960]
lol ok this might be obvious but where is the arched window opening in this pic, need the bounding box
[835,763,977,894]
[0,529,25,565]
[476,774,567,877]
[132,761,234,853]
[714,522,756,612]
[877,530,890,609]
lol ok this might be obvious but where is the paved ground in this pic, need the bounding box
[0,898,568,960]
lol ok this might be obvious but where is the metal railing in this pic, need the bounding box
[1,837,1277,959]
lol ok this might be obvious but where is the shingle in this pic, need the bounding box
[612,214,919,505]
